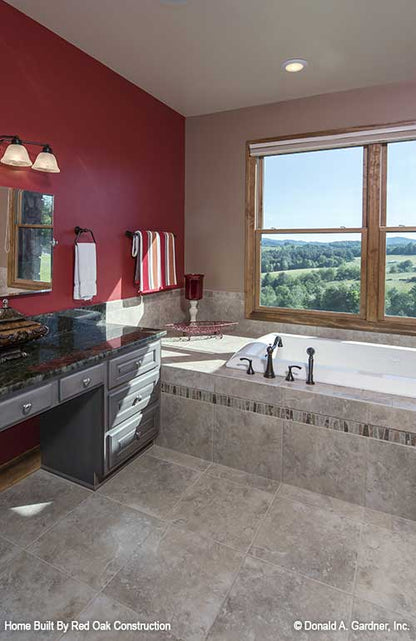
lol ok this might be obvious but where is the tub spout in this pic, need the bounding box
[264,336,283,378]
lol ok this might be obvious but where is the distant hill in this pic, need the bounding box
[262,238,307,247]
[386,236,415,246]
[262,236,416,247]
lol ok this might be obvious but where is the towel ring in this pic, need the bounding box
[74,226,96,244]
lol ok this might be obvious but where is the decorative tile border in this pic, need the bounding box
[161,381,416,448]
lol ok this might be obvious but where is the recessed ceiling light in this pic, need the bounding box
[282,59,308,73]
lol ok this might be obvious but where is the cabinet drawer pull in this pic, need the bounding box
[135,360,142,367]
[135,430,142,439]
[82,377,92,388]
[22,402,32,415]
[132,395,143,406]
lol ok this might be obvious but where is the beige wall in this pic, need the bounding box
[185,80,416,292]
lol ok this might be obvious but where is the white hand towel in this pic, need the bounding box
[74,243,97,300]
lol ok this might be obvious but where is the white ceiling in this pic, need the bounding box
[6,0,416,116]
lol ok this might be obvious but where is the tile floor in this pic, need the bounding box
[0,444,416,640]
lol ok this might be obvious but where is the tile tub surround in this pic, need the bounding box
[198,289,416,348]
[2,457,416,641]
[100,288,186,329]
[159,342,416,520]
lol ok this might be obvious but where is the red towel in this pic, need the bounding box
[132,231,177,294]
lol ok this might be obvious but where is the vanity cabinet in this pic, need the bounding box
[107,404,159,470]
[108,341,160,388]
[2,338,164,489]
[60,363,106,401]
[0,383,57,431]
[108,367,160,428]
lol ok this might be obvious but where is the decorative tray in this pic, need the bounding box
[0,299,49,362]
[166,320,238,339]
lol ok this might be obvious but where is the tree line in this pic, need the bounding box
[261,239,416,316]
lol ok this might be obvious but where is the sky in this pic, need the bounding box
[262,140,416,243]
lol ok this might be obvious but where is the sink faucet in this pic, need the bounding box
[264,335,283,379]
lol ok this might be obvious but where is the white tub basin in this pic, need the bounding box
[226,332,416,398]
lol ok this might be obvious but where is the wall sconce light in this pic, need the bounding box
[0,135,60,173]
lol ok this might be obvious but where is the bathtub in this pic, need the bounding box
[226,332,416,398]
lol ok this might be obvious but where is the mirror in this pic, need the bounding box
[0,186,54,297]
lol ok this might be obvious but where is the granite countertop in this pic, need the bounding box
[0,307,166,398]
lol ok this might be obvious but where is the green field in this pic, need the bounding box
[260,240,416,315]
[262,254,416,294]
[39,251,52,282]
[385,254,416,293]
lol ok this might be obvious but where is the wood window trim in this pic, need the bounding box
[7,190,52,291]
[245,122,416,336]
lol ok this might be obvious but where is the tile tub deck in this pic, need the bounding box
[159,335,416,521]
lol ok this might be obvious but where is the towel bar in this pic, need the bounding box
[125,230,176,238]
[74,226,96,244]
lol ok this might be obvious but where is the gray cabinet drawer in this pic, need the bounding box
[0,383,57,431]
[107,404,159,470]
[108,341,160,389]
[108,368,160,428]
[60,364,105,402]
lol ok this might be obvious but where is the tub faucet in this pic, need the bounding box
[285,365,302,382]
[306,347,315,385]
[240,357,255,375]
[264,336,283,379]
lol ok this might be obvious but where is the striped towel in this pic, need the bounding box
[132,231,177,294]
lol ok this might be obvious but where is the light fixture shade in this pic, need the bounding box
[32,149,60,173]
[1,143,32,167]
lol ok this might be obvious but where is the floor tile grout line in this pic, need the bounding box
[94,489,171,522]
[348,521,364,628]
[146,448,212,473]
[91,521,172,600]
[167,520,249,557]
[202,544,247,641]
[23,493,93,550]
[163,465,212,521]
[23,546,101,593]
[204,468,279,495]
[245,551,355,598]
[271,493,368,527]
[280,419,284,488]
[243,476,282,557]
[27,516,171,612]
[211,403,215,464]
[349,593,416,626]
[96,523,174,617]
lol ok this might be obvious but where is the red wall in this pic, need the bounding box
[0,1,185,465]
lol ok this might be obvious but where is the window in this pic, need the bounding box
[245,123,416,334]
[7,189,54,291]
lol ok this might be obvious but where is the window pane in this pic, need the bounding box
[21,190,54,225]
[385,233,416,317]
[18,228,52,282]
[260,233,362,314]
[386,140,416,227]
[262,147,363,229]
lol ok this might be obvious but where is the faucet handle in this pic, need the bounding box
[285,365,302,382]
[239,357,255,375]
